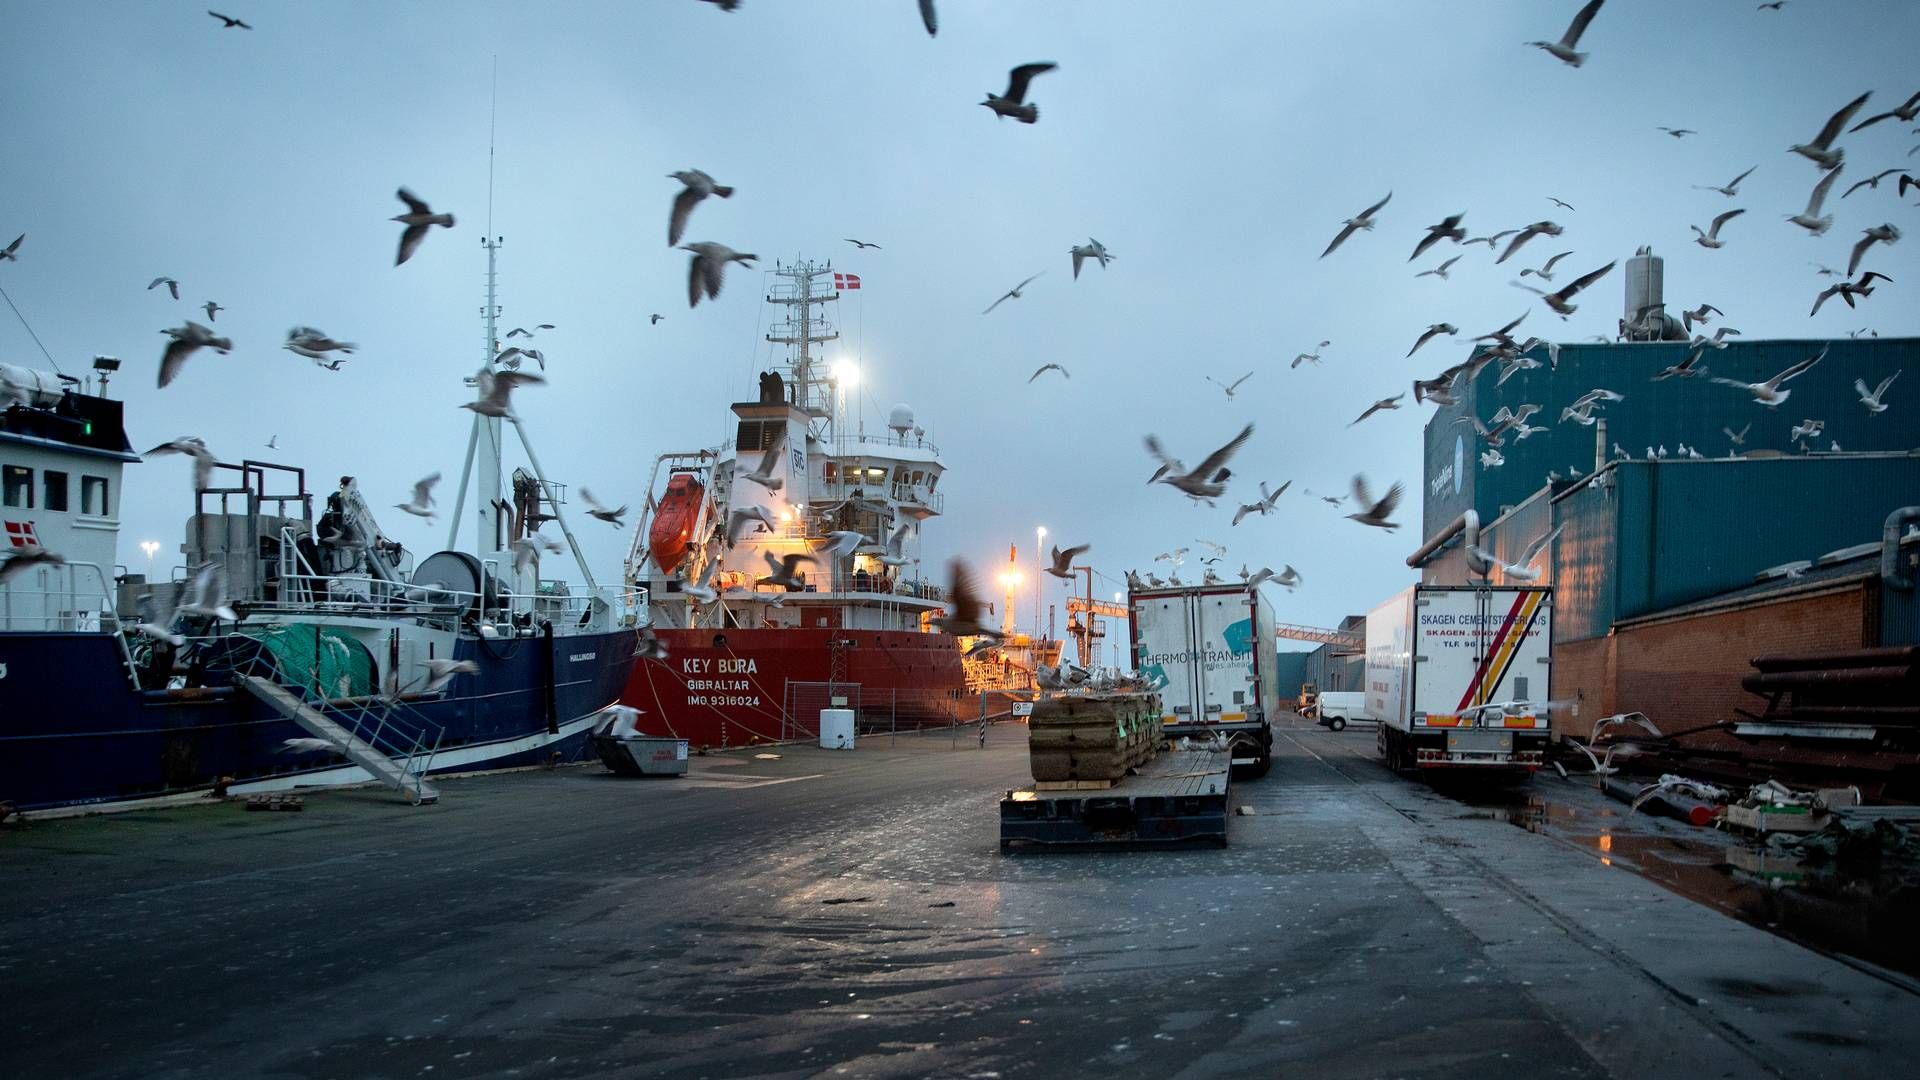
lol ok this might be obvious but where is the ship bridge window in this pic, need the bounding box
[910,471,923,485]
[866,467,884,481]
[43,470,69,512]
[3,464,30,508]
[823,462,836,482]
[926,474,938,492]
[81,475,110,516]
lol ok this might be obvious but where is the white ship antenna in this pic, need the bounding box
[445,59,506,557]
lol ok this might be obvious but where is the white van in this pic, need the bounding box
[1314,691,1375,732]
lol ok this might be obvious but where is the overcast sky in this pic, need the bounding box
[3,0,1916,644]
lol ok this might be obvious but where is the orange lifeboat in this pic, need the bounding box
[649,473,704,575]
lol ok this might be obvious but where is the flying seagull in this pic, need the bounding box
[1292,340,1331,368]
[756,551,815,590]
[983,271,1043,314]
[650,314,663,325]
[1712,347,1826,406]
[1519,251,1573,281]
[1471,526,1562,583]
[725,506,778,546]
[1856,371,1901,413]
[844,238,881,250]
[1069,238,1113,278]
[1723,423,1750,447]
[147,276,180,299]
[0,234,21,262]
[1533,261,1615,316]
[207,11,251,29]
[1345,475,1404,530]
[1841,169,1909,198]
[740,423,786,492]
[1349,393,1404,426]
[1407,323,1457,358]
[144,436,218,490]
[201,300,222,322]
[1231,480,1289,526]
[1789,91,1872,171]
[462,369,543,418]
[1693,165,1757,197]
[1415,255,1461,280]
[1681,303,1722,332]
[818,530,867,559]
[1410,214,1467,262]
[1548,197,1576,211]
[667,169,733,247]
[175,561,238,622]
[1496,221,1564,265]
[579,487,628,528]
[932,560,1002,640]
[284,326,356,361]
[1655,127,1696,138]
[919,0,937,36]
[1691,208,1745,249]
[1206,371,1253,399]
[1145,423,1253,504]
[1045,543,1090,579]
[1526,0,1606,68]
[1787,165,1843,235]
[392,188,454,266]
[980,62,1056,124]
[0,546,66,586]
[1849,90,1920,132]
[682,242,757,308]
[1320,192,1391,259]
[1810,270,1890,316]
[1849,223,1901,276]
[395,472,440,520]
[157,322,231,388]
[1028,363,1069,383]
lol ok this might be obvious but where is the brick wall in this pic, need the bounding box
[1553,636,1614,739]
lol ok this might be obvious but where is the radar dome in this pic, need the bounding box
[887,404,915,435]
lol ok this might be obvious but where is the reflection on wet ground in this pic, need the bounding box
[1453,781,1920,979]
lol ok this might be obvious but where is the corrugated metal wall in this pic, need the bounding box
[1274,651,1311,700]
[1421,336,1919,538]
[1304,643,1365,692]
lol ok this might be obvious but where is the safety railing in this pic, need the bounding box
[0,559,140,683]
[239,568,645,635]
[231,646,445,790]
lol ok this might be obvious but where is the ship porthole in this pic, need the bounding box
[712,634,727,649]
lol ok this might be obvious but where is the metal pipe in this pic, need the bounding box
[1883,506,1920,591]
[1407,509,1479,569]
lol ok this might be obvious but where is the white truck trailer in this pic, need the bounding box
[1365,585,1553,776]
[1128,582,1278,777]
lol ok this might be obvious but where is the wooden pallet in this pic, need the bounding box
[1034,778,1117,791]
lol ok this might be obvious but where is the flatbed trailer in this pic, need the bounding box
[999,749,1232,850]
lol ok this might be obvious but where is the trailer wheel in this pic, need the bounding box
[1327,716,1347,732]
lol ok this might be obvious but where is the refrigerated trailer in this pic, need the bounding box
[1129,583,1278,777]
[1365,585,1553,776]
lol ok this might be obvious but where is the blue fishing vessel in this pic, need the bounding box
[0,246,645,814]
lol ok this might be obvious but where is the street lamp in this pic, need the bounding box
[139,539,159,580]
[1034,526,1047,639]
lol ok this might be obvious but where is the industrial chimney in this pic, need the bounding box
[1620,246,1687,341]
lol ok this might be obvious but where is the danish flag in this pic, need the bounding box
[833,272,861,291]
[4,520,40,549]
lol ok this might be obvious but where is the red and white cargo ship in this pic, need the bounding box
[621,259,1029,747]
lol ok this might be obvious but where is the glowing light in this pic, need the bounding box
[1598,833,1613,853]
[139,540,159,560]
[778,508,793,523]
[833,358,860,388]
[1001,569,1022,589]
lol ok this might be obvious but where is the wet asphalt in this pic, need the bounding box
[2,718,1916,1079]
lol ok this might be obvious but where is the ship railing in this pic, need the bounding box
[231,647,445,792]
[242,570,645,634]
[0,559,141,684]
[803,478,943,514]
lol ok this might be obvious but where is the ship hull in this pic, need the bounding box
[0,627,637,812]
[621,627,970,748]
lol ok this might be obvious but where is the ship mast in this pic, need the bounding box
[764,260,841,431]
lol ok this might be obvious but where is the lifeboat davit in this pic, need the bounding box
[649,473,704,575]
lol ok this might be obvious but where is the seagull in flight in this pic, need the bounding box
[1691,208,1745,249]
[148,276,181,300]
[579,487,628,528]
[980,62,1056,124]
[1789,91,1872,171]
[1291,340,1331,368]
[667,169,733,247]
[207,10,251,29]
[1681,303,1722,332]
[983,271,1043,314]
[157,322,231,388]
[1496,221,1564,265]
[145,436,219,490]
[1526,0,1606,68]
[1070,238,1113,278]
[725,506,778,546]
[1045,543,1090,579]
[1320,192,1391,258]
[1410,214,1467,262]
[1849,90,1920,132]
[740,423,786,492]
[1145,423,1254,504]
[1655,127,1697,138]
[462,369,543,418]
[1693,165,1757,197]
[1206,371,1253,399]
[1406,323,1457,358]
[0,234,21,262]
[1519,251,1573,282]
[1810,270,1890,316]
[756,551,816,590]
[844,238,881,250]
[1548,197,1576,211]
[1349,393,1404,426]
[932,560,1003,640]
[1534,261,1615,317]
[1028,363,1069,383]
[1471,526,1561,583]
[1787,165,1843,235]
[1345,475,1404,530]
[682,242,757,308]
[1841,169,1909,198]
[1849,223,1901,276]
[1231,480,1289,526]
[1415,255,1461,280]
[395,473,440,520]
[1712,347,1825,406]
[1856,371,1901,414]
[392,188,454,266]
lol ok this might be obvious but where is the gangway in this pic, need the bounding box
[237,667,443,804]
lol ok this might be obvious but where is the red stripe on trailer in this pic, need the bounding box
[1456,591,1530,712]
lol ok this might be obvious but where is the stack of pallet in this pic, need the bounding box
[1028,693,1163,789]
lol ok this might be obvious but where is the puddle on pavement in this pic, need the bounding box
[1453,789,1920,979]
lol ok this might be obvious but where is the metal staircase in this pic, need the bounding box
[236,661,444,805]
